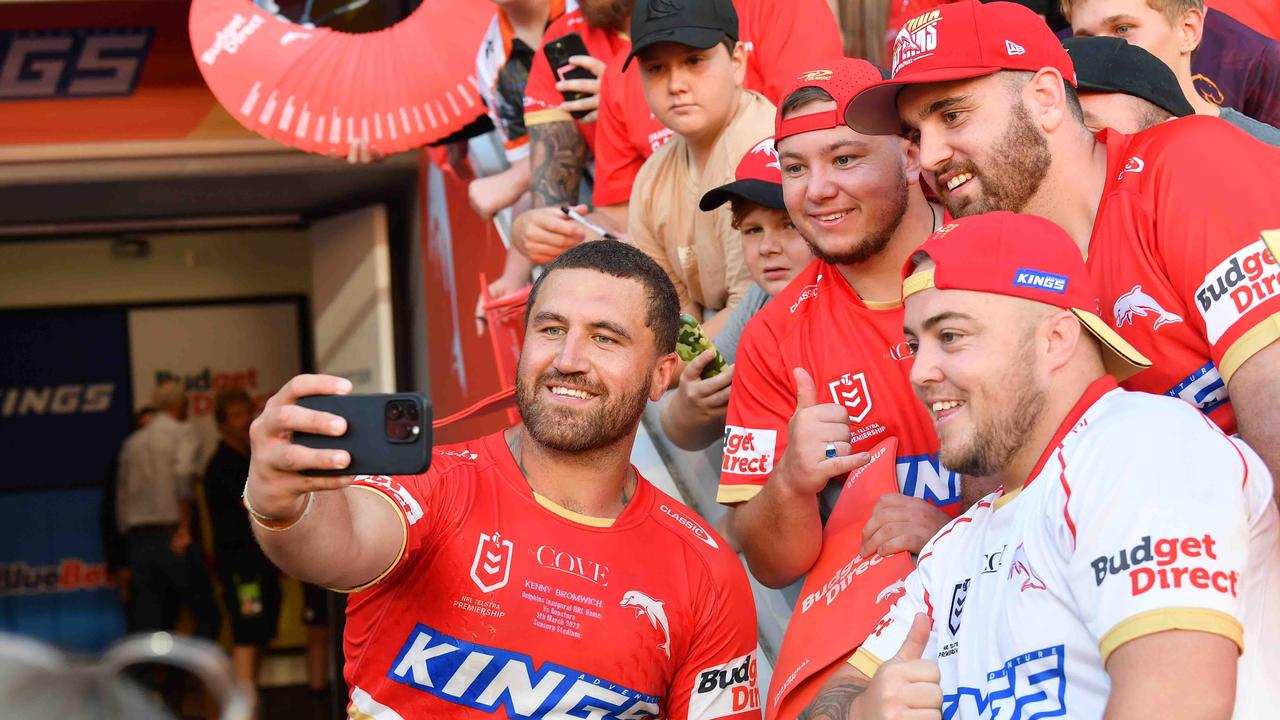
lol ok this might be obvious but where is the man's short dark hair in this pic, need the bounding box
[213,386,253,426]
[780,85,836,121]
[525,241,680,354]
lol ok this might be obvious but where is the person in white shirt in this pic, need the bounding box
[116,381,219,640]
[801,211,1280,720]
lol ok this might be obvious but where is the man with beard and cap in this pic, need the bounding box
[801,212,1280,720]
[846,0,1280,498]
[242,241,762,720]
[719,58,971,593]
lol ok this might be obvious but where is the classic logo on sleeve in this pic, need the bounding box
[659,503,719,549]
[1090,534,1239,597]
[354,475,424,525]
[689,650,760,719]
[1196,239,1279,343]
[721,426,776,477]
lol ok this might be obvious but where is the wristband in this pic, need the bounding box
[242,481,314,532]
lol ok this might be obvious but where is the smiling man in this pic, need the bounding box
[801,212,1280,720]
[720,58,963,593]
[845,0,1280,499]
[242,241,761,720]
[625,0,776,339]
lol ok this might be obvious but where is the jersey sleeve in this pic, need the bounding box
[743,0,844,103]
[1062,410,1250,662]
[524,38,574,129]
[1149,120,1280,383]
[849,556,935,677]
[717,316,792,504]
[344,461,463,592]
[666,557,762,720]
[592,58,645,207]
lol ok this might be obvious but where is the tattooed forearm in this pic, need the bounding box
[529,120,588,208]
[798,680,865,720]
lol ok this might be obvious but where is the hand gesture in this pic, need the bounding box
[861,494,951,557]
[245,374,354,521]
[857,613,942,720]
[775,368,869,497]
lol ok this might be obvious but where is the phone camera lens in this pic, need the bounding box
[388,403,403,421]
[406,404,419,420]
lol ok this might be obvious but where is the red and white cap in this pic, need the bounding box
[902,211,1150,381]
[774,58,889,142]
[846,1,1077,135]
[699,136,786,211]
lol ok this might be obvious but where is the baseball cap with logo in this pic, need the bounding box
[699,136,785,211]
[1062,36,1194,119]
[901,211,1150,380]
[774,58,889,141]
[622,0,739,71]
[845,1,1077,135]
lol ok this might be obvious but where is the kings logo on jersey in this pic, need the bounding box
[828,372,872,423]
[470,530,514,593]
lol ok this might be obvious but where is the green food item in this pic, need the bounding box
[676,313,728,379]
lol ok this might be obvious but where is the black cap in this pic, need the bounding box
[622,0,739,71]
[698,180,785,212]
[1062,36,1195,118]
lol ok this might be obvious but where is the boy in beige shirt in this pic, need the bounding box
[625,0,777,338]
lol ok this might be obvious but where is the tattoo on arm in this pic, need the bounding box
[529,121,587,208]
[798,679,866,720]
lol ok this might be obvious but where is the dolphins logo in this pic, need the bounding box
[750,137,780,171]
[876,578,907,604]
[1113,284,1183,331]
[620,590,671,658]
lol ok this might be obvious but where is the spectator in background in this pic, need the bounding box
[102,405,156,606]
[1065,0,1280,142]
[1208,0,1280,39]
[511,0,632,264]
[115,381,219,641]
[590,0,844,224]
[1064,35,1197,133]
[626,0,777,339]
[471,0,569,307]
[659,137,812,452]
[204,387,279,711]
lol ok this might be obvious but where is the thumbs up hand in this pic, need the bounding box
[856,613,942,720]
[774,368,871,497]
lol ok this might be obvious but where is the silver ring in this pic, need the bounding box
[825,441,837,460]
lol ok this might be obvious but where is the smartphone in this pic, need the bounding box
[542,32,596,119]
[676,314,729,379]
[294,393,432,476]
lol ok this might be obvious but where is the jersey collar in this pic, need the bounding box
[995,375,1118,509]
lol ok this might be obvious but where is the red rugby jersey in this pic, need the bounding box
[718,260,961,514]
[1087,117,1280,433]
[523,6,626,152]
[344,431,761,720]
[591,0,844,206]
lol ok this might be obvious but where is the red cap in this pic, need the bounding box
[901,212,1149,380]
[774,58,888,141]
[846,1,1077,135]
[699,136,785,211]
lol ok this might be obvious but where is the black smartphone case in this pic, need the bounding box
[294,393,432,477]
[543,32,596,119]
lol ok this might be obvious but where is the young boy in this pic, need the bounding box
[625,0,777,339]
[660,137,813,452]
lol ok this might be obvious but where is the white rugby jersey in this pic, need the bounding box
[853,378,1280,719]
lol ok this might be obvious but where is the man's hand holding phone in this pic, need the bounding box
[245,374,354,523]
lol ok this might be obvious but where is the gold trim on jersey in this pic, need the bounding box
[1218,314,1280,385]
[524,108,574,127]
[993,486,1023,511]
[327,485,408,594]
[863,297,903,311]
[533,492,616,527]
[717,483,764,505]
[847,646,884,678]
[1099,607,1244,662]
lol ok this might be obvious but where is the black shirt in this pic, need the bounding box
[204,441,256,554]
